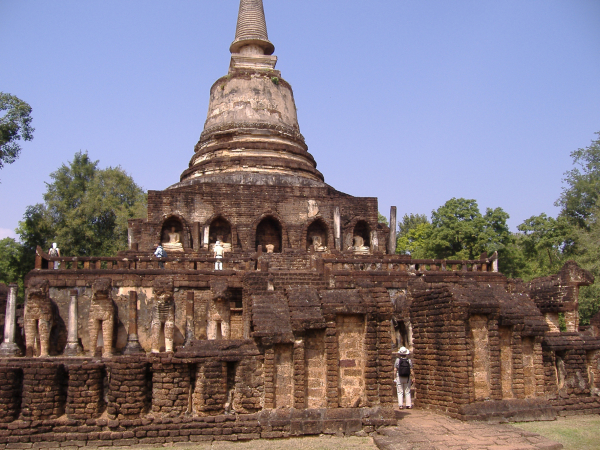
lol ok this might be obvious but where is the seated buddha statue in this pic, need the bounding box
[312,235,327,252]
[352,235,369,255]
[162,226,184,252]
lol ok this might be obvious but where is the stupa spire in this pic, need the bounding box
[176,0,323,187]
[230,0,275,56]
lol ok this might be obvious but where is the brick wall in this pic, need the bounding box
[133,184,383,254]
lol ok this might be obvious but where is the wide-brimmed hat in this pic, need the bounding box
[398,346,410,356]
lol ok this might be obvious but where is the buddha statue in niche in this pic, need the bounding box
[352,235,370,255]
[311,235,327,252]
[162,226,184,252]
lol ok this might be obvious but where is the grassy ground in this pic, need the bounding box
[513,414,600,450]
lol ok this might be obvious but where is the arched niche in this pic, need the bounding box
[160,217,185,251]
[209,217,232,245]
[256,217,282,253]
[353,220,371,247]
[306,219,328,251]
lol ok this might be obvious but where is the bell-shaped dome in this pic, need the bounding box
[176,0,323,188]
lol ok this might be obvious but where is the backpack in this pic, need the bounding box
[395,358,411,377]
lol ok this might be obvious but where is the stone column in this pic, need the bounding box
[123,291,144,354]
[0,284,21,357]
[334,207,341,251]
[388,206,397,255]
[64,289,83,356]
[203,225,210,249]
[192,223,200,252]
[184,291,195,347]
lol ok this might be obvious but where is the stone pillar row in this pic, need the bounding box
[0,288,195,358]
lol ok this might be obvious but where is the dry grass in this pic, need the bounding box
[513,414,600,450]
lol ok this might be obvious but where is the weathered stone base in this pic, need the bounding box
[0,342,21,358]
[122,336,144,355]
[0,342,20,357]
[551,396,600,417]
[0,407,396,448]
[459,399,557,423]
[63,342,84,357]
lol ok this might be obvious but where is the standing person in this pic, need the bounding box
[394,346,413,409]
[213,240,224,270]
[154,243,167,269]
[48,243,60,269]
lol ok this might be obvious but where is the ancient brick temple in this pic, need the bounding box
[1,0,600,447]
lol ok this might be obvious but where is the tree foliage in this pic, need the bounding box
[556,132,600,228]
[396,214,430,257]
[16,151,147,258]
[0,238,22,285]
[426,198,510,260]
[0,237,29,301]
[395,200,511,263]
[398,213,429,237]
[396,222,432,259]
[514,213,574,278]
[0,92,34,170]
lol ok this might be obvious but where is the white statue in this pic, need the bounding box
[265,244,275,253]
[48,243,60,269]
[352,236,369,254]
[312,235,327,252]
[214,240,224,270]
[163,226,184,252]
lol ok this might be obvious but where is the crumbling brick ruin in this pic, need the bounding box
[1,0,599,447]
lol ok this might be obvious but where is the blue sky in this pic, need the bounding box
[1,0,599,240]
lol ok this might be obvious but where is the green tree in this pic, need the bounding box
[0,93,34,170]
[515,213,573,278]
[0,238,22,285]
[556,132,600,228]
[396,213,430,257]
[0,237,29,301]
[427,198,510,260]
[15,203,54,274]
[398,213,429,237]
[396,221,433,259]
[17,151,147,258]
